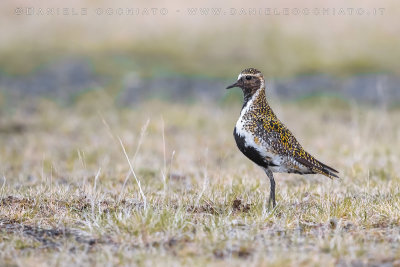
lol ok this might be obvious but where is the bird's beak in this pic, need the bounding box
[226,79,243,89]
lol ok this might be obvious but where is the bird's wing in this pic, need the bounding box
[257,118,339,178]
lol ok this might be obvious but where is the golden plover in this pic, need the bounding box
[227,68,338,208]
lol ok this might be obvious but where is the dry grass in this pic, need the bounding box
[1,0,399,265]
[0,93,399,266]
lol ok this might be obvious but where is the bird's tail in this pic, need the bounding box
[315,159,339,179]
[296,153,339,179]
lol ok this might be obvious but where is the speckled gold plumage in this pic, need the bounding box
[228,68,338,207]
[239,81,338,178]
[241,68,261,75]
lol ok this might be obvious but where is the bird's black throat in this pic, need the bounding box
[242,90,254,109]
[240,78,262,109]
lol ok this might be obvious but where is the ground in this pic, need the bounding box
[0,96,399,266]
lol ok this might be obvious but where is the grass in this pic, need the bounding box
[0,94,399,266]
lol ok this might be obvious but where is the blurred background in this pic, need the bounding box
[0,0,399,107]
[1,2,400,264]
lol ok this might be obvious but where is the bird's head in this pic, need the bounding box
[226,68,265,96]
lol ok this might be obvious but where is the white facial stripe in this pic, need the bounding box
[237,73,265,88]
[237,73,262,79]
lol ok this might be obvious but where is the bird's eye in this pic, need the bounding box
[245,76,252,80]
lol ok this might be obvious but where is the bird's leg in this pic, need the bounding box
[265,169,276,208]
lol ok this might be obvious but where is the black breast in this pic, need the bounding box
[233,127,273,168]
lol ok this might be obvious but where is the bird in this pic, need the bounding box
[226,68,338,208]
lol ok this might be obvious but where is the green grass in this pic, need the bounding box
[0,96,399,266]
